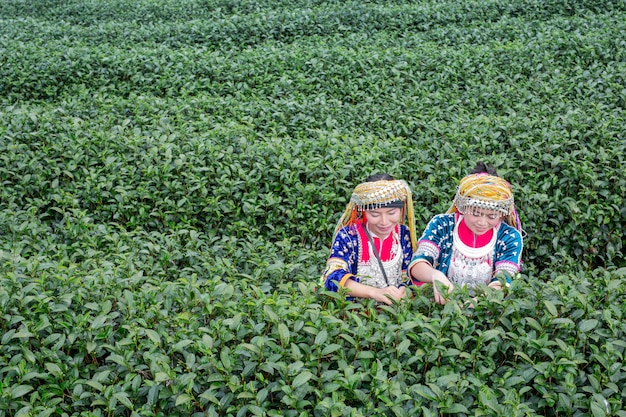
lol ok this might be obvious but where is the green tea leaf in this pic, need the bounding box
[220,347,232,370]
[145,328,162,345]
[543,300,558,317]
[321,343,342,356]
[10,385,33,399]
[278,323,290,345]
[315,329,328,346]
[481,329,501,342]
[443,403,470,413]
[412,385,437,400]
[45,362,63,377]
[292,371,313,388]
[176,394,193,406]
[396,338,411,356]
[114,392,134,410]
[590,399,608,417]
[579,319,599,332]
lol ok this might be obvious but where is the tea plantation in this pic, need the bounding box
[0,0,625,415]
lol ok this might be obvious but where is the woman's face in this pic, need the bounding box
[463,208,502,235]
[365,207,402,237]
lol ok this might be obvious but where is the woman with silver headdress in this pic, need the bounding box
[409,162,523,305]
[321,174,418,305]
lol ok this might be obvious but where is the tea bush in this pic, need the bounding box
[0,0,625,415]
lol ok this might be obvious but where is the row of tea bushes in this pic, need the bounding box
[1,243,625,415]
[1,0,625,415]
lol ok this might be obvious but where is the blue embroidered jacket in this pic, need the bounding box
[321,224,414,292]
[409,213,523,284]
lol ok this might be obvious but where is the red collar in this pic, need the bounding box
[357,223,398,262]
[457,215,494,248]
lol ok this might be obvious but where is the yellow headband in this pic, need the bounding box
[448,173,521,230]
[351,179,409,209]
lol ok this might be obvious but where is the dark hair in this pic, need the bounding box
[470,161,498,176]
[366,173,395,182]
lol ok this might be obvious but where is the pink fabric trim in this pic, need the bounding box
[495,260,521,273]
[457,216,494,248]
[356,224,398,262]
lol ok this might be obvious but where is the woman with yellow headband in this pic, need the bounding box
[409,162,523,305]
[321,173,418,305]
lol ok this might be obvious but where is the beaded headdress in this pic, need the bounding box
[333,179,418,251]
[448,173,522,231]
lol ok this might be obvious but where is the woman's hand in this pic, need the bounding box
[409,262,454,304]
[371,285,407,305]
[343,279,407,305]
[431,270,454,305]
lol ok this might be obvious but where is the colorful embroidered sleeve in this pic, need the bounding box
[493,224,523,284]
[409,214,456,271]
[321,227,360,292]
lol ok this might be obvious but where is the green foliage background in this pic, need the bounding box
[0,0,625,415]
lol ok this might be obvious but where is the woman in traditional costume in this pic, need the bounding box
[409,162,523,304]
[321,174,418,305]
